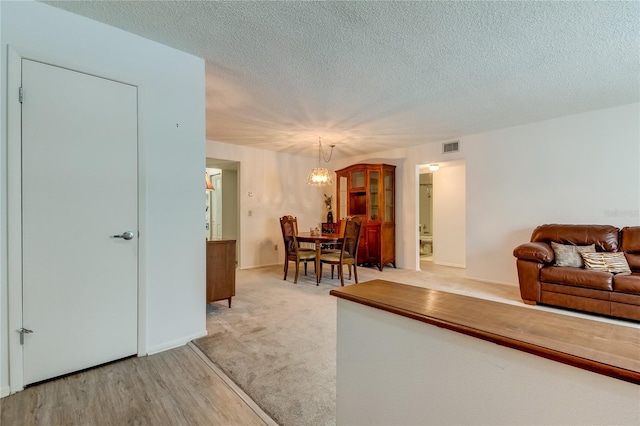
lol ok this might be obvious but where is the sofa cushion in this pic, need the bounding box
[611,290,640,305]
[551,242,595,268]
[621,226,640,251]
[611,287,640,321]
[581,252,631,274]
[540,292,611,317]
[531,224,620,252]
[613,273,640,295]
[540,282,611,301]
[610,302,640,321]
[621,227,640,272]
[541,266,613,291]
[625,253,640,272]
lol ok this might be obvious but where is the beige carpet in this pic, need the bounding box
[194,266,338,426]
[193,262,523,426]
[194,262,632,426]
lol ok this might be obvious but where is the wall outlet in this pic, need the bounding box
[274,244,278,251]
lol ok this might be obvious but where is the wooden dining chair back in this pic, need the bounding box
[319,216,362,286]
[279,215,316,284]
[321,219,346,254]
[337,218,347,238]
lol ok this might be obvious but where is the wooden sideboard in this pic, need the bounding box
[321,222,339,235]
[206,239,236,307]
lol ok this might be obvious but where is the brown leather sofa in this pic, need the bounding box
[513,224,640,321]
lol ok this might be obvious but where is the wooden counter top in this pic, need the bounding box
[330,280,640,384]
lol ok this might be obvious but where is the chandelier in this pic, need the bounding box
[307,137,335,187]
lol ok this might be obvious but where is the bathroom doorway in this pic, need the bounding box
[418,160,466,272]
[418,172,433,262]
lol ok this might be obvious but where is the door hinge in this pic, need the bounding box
[19,87,23,103]
[18,327,33,345]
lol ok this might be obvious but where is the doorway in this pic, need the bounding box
[10,57,139,387]
[206,168,223,240]
[417,160,466,271]
[206,159,240,264]
[418,173,434,262]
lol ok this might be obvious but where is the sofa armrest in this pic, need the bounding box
[516,259,545,303]
[513,242,554,264]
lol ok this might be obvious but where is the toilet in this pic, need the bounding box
[420,235,433,254]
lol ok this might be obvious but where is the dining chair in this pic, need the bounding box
[321,218,346,254]
[319,216,362,286]
[321,218,348,279]
[279,215,316,284]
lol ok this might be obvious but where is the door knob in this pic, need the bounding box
[113,231,134,240]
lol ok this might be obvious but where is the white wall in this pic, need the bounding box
[337,299,640,425]
[463,103,640,284]
[1,2,206,395]
[341,103,640,284]
[208,102,639,283]
[206,140,327,268]
[0,0,5,399]
[221,169,238,241]
[433,160,466,267]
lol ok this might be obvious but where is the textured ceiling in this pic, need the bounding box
[45,1,640,158]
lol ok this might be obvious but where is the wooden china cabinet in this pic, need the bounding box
[335,163,396,271]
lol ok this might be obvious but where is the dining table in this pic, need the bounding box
[296,232,340,285]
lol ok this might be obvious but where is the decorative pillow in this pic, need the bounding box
[551,242,595,268]
[581,252,632,274]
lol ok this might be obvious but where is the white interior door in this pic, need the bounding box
[21,59,138,385]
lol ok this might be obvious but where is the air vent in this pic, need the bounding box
[442,141,459,153]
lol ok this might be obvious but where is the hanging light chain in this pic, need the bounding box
[318,137,334,164]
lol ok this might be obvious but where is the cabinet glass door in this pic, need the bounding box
[351,170,365,188]
[339,176,347,219]
[369,171,379,221]
[384,170,394,222]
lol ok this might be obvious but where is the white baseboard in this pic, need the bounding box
[239,263,280,270]
[146,329,208,356]
[465,275,518,287]
[1,386,11,398]
[433,260,465,268]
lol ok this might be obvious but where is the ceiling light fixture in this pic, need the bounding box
[307,137,335,187]
[428,163,440,172]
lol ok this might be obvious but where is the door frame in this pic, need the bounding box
[415,160,467,271]
[6,46,148,394]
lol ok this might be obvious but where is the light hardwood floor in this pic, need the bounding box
[0,344,268,426]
